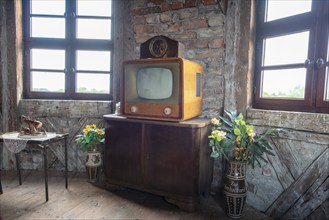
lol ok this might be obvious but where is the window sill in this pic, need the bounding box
[246,108,329,134]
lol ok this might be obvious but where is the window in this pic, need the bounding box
[23,0,113,100]
[254,0,329,113]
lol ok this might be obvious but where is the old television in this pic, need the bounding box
[121,57,203,121]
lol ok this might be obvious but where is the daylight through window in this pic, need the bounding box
[23,0,113,100]
[254,0,329,113]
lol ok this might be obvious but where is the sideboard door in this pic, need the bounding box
[143,124,200,196]
[104,120,143,187]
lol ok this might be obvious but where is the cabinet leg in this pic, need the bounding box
[165,197,198,212]
[203,186,211,198]
[105,181,126,191]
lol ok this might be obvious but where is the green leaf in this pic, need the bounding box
[219,116,234,128]
[234,128,241,136]
[210,151,219,158]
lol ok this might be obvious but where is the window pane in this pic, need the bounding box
[326,38,329,101]
[31,71,65,92]
[325,68,329,101]
[31,0,65,15]
[31,49,65,70]
[31,17,65,38]
[77,19,111,40]
[77,0,112,16]
[76,51,111,71]
[76,73,110,94]
[263,31,309,66]
[261,68,306,99]
[266,0,311,22]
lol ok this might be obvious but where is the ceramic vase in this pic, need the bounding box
[85,148,102,183]
[223,160,247,218]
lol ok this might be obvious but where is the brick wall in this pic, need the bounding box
[128,0,227,117]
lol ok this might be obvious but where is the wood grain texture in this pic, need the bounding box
[267,139,295,190]
[0,170,273,220]
[283,176,329,219]
[266,148,329,219]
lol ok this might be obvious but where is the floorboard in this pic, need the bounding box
[0,170,273,220]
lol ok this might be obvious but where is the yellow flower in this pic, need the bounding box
[83,124,91,133]
[246,125,254,137]
[97,129,105,135]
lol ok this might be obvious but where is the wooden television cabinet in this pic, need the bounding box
[103,114,213,211]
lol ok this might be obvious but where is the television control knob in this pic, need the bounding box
[130,106,138,113]
[163,107,172,115]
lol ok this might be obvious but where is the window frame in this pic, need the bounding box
[23,0,114,100]
[253,0,329,114]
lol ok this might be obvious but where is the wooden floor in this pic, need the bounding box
[0,170,273,220]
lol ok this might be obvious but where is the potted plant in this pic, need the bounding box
[75,124,105,182]
[208,110,281,218]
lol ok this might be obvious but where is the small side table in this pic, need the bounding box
[0,132,69,201]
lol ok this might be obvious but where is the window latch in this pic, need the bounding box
[315,58,325,69]
[304,59,313,69]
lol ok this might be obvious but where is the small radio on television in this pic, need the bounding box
[121,36,203,122]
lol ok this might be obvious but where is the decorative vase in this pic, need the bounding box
[85,148,102,183]
[223,160,247,219]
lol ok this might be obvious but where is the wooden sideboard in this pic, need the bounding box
[103,114,213,211]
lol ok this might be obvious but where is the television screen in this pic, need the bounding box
[137,68,173,99]
[124,60,180,104]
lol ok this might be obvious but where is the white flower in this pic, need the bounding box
[218,130,227,139]
[211,118,220,125]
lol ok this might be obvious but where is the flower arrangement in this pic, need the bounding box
[75,124,105,152]
[208,110,281,168]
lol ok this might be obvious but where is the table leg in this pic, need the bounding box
[0,171,3,194]
[15,153,22,185]
[43,146,49,202]
[0,144,2,194]
[64,136,68,189]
